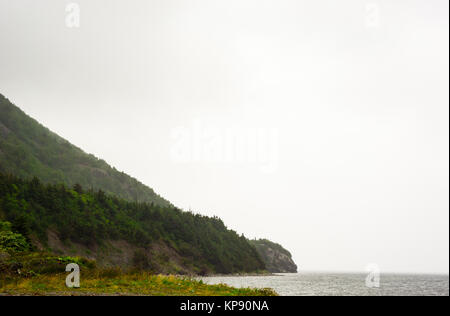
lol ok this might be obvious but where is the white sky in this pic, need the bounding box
[0,0,448,274]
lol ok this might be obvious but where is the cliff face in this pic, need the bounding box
[250,239,298,273]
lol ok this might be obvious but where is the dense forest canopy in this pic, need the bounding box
[0,172,265,274]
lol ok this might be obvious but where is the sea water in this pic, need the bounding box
[201,272,449,296]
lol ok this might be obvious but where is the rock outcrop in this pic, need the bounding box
[250,239,298,273]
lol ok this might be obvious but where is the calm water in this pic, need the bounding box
[201,272,449,296]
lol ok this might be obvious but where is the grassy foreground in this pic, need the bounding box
[0,252,277,296]
[1,220,277,296]
[0,273,277,296]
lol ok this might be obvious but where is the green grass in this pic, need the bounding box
[0,251,277,296]
[0,272,277,296]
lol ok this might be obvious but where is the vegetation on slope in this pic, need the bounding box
[0,93,297,274]
[0,174,265,274]
[0,94,170,207]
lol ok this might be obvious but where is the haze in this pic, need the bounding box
[0,0,448,274]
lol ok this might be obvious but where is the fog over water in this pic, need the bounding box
[0,0,448,274]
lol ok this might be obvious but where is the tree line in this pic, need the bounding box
[0,172,265,274]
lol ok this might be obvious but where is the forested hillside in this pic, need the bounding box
[0,172,265,274]
[0,94,170,207]
[0,93,298,274]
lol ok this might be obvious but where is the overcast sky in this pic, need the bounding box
[0,0,448,274]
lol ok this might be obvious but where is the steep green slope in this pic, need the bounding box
[0,173,266,274]
[250,239,298,273]
[0,94,170,207]
[0,93,297,274]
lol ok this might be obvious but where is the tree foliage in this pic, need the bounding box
[0,173,265,274]
[0,220,30,253]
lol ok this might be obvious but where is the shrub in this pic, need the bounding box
[0,230,30,253]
